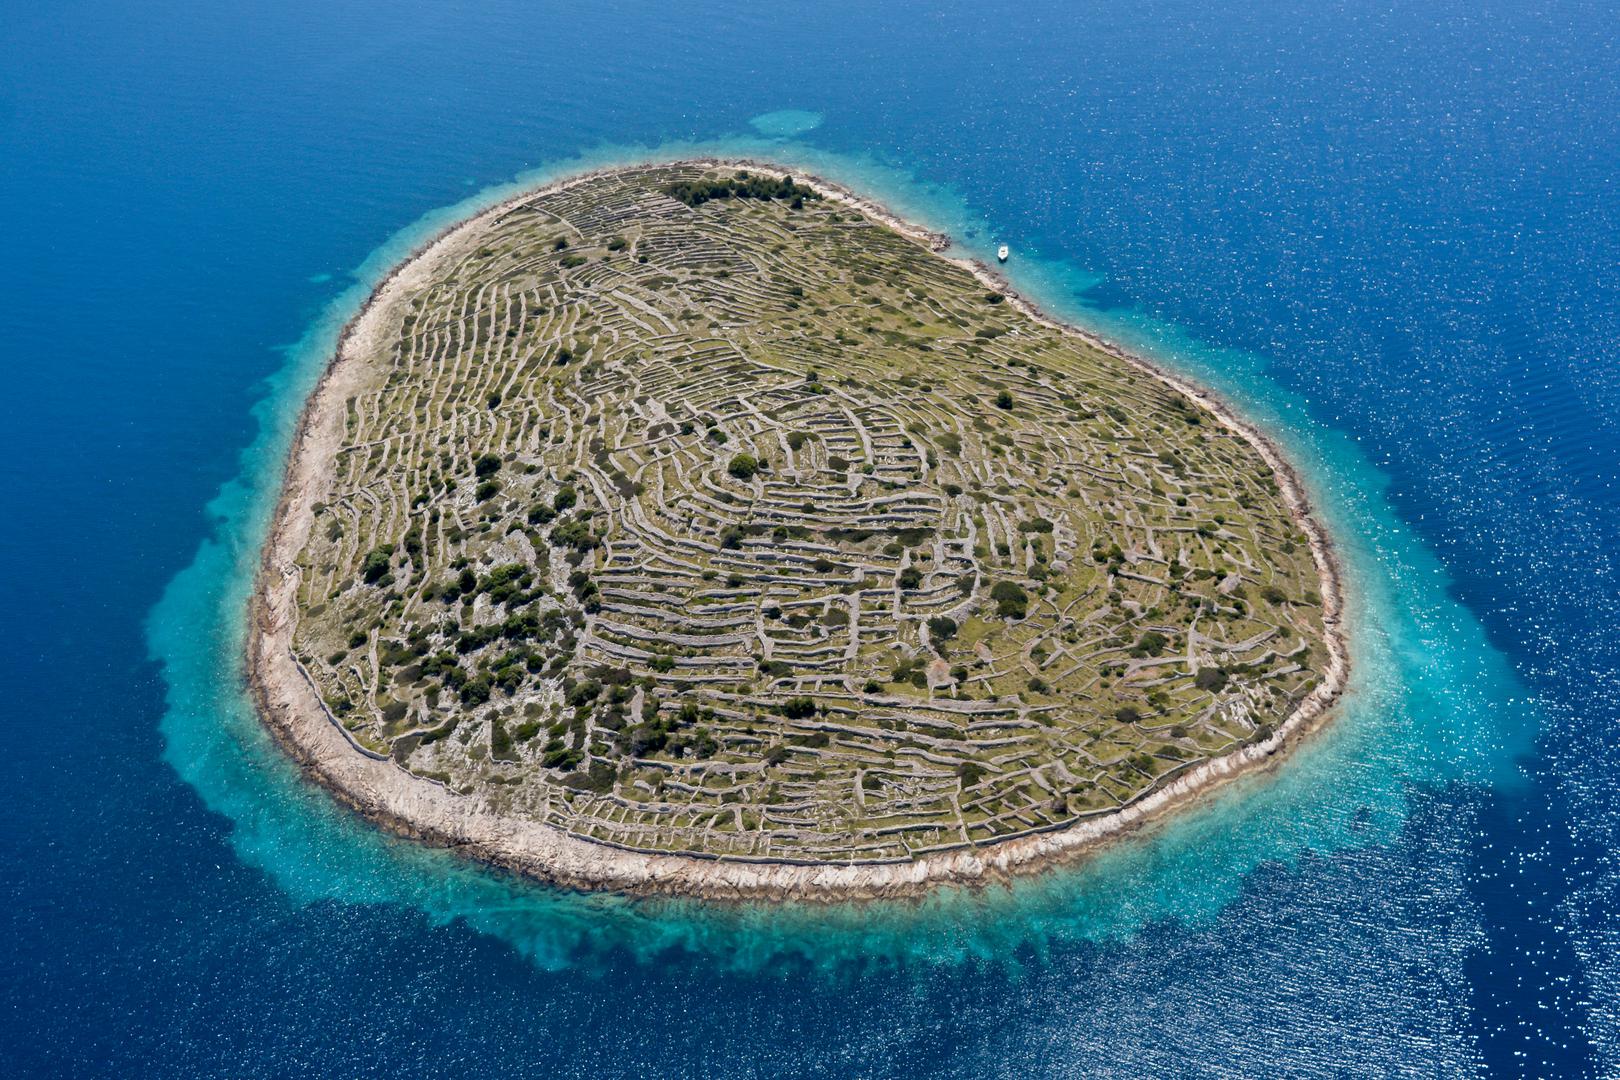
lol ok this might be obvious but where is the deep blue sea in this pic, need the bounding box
[5,1,1619,1074]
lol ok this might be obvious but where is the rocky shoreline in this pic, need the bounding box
[246,158,1350,902]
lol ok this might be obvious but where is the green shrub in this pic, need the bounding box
[780,697,817,720]
[564,761,616,792]
[361,545,394,584]
[991,580,1028,618]
[550,517,598,552]
[542,745,582,770]
[664,174,820,207]
[459,676,492,705]
[1133,630,1169,657]
[489,718,516,761]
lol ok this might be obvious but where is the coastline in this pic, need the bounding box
[246,158,1350,903]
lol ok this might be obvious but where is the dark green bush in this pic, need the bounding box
[361,545,394,584]
[664,173,820,207]
[991,580,1028,618]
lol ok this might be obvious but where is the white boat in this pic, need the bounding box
[996,244,1009,262]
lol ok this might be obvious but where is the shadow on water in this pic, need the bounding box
[147,135,1534,973]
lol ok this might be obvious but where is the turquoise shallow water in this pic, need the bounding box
[150,138,1523,966]
[7,1,1618,1073]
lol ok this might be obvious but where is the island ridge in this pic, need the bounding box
[249,161,1346,899]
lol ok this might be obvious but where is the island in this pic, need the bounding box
[249,161,1347,900]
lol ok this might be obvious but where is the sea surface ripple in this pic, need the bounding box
[4,0,1618,1075]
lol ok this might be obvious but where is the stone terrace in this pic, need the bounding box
[287,164,1330,863]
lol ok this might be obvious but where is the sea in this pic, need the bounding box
[4,0,1618,1075]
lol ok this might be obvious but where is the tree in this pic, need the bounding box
[994,389,1015,410]
[550,517,599,552]
[991,580,1028,618]
[458,676,492,705]
[664,175,821,207]
[1133,630,1169,657]
[780,697,816,719]
[898,566,923,590]
[727,452,760,480]
[361,545,394,584]
[1195,667,1229,692]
